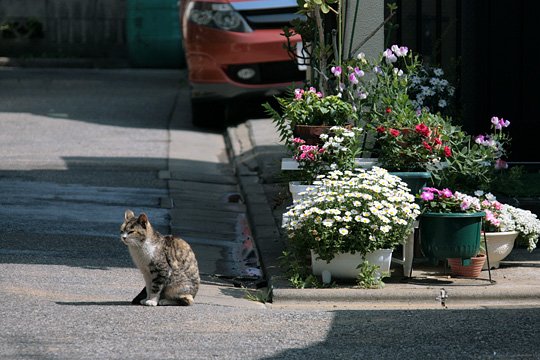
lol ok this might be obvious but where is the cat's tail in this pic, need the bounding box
[158,295,194,306]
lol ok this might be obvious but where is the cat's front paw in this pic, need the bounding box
[141,299,158,306]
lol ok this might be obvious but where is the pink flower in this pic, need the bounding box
[348,73,359,85]
[389,129,400,137]
[420,191,434,201]
[460,200,471,211]
[441,188,453,198]
[331,66,342,76]
[485,210,500,227]
[294,88,304,100]
[293,137,306,144]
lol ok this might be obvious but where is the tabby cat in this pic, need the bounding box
[120,210,200,306]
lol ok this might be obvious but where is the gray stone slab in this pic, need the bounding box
[169,180,238,193]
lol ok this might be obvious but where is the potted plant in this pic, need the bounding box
[418,187,486,267]
[263,87,358,147]
[434,115,513,193]
[283,167,420,281]
[475,190,540,269]
[329,45,462,194]
[288,125,364,200]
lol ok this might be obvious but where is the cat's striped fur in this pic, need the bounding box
[120,210,200,306]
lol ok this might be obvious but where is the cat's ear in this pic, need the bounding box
[137,213,149,229]
[125,209,135,221]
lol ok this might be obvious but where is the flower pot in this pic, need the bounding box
[293,125,333,145]
[420,211,485,265]
[389,171,431,196]
[480,231,519,269]
[289,181,312,202]
[447,255,486,278]
[311,249,393,280]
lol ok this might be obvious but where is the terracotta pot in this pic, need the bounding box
[293,125,333,145]
[447,255,486,278]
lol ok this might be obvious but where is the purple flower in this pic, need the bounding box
[499,118,510,128]
[383,49,397,63]
[391,45,409,57]
[475,135,485,144]
[354,67,365,77]
[355,90,367,100]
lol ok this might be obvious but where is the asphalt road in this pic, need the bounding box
[0,68,539,360]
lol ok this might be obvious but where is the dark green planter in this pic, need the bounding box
[420,211,485,265]
[390,172,431,196]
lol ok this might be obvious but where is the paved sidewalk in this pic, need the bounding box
[226,118,540,309]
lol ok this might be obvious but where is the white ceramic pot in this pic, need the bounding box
[289,181,312,202]
[311,249,393,280]
[481,231,519,269]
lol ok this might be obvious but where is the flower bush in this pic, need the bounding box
[335,45,420,125]
[263,87,358,148]
[375,110,456,171]
[435,115,513,192]
[419,187,483,214]
[474,191,540,252]
[409,65,455,117]
[284,167,420,261]
[327,46,461,172]
[291,126,364,184]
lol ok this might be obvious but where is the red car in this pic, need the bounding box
[180,0,305,126]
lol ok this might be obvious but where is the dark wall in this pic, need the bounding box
[387,0,540,162]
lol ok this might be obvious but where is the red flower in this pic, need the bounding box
[422,141,432,152]
[389,128,400,137]
[376,126,386,133]
[415,123,431,137]
[444,146,452,157]
[433,137,442,146]
[385,107,392,114]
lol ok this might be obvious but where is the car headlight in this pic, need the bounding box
[187,2,252,33]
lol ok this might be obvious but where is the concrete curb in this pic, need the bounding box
[225,124,285,287]
[225,118,540,308]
